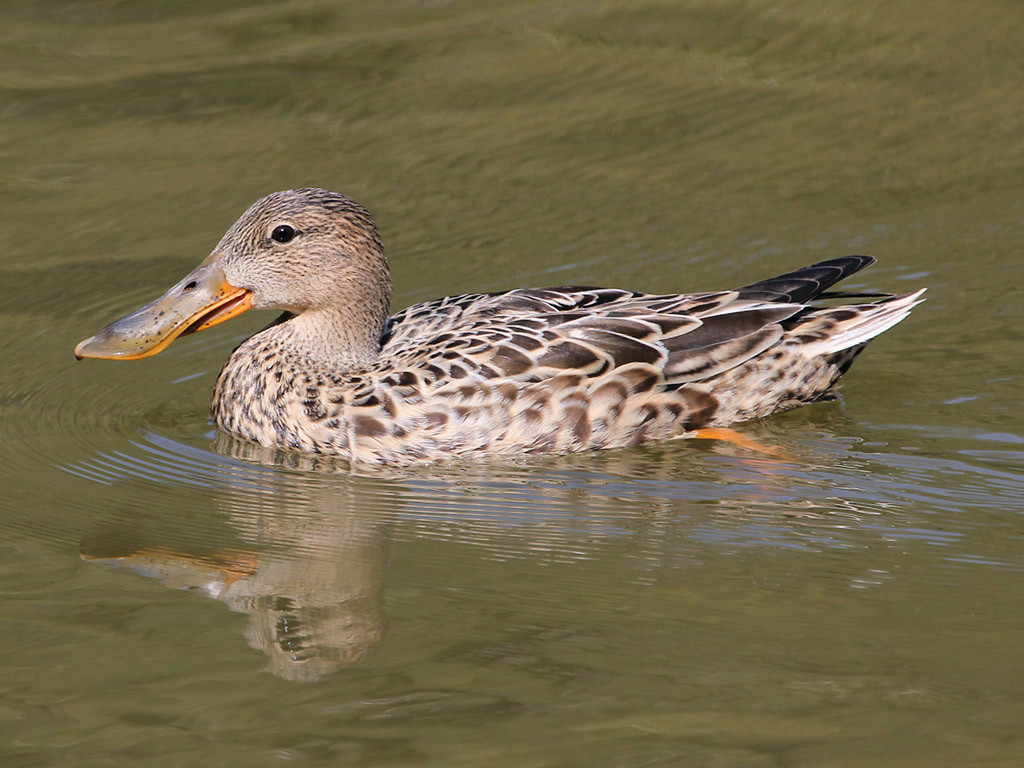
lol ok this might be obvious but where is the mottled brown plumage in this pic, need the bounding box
[77,188,924,465]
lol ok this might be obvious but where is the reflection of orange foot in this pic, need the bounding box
[692,428,788,458]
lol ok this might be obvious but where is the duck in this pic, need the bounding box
[75,188,924,466]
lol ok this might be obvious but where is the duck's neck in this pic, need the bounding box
[272,305,388,372]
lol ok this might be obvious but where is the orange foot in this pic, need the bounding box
[692,427,788,458]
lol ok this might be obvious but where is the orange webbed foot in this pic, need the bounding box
[691,427,788,458]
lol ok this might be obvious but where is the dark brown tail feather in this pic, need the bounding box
[737,255,877,304]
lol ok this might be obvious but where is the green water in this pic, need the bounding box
[3,1,1023,765]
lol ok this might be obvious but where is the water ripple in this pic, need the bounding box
[3,318,1022,579]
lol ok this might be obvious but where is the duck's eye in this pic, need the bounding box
[271,225,296,244]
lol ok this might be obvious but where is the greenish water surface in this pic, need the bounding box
[2,1,1023,766]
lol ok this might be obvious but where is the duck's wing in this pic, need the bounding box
[378,255,901,389]
[379,285,803,387]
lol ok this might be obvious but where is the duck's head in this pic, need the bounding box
[75,188,391,361]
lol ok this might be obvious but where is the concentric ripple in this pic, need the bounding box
[3,309,1023,577]
[10,314,1018,685]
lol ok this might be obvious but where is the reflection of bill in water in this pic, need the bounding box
[81,501,388,683]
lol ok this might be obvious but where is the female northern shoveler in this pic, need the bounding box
[75,188,923,465]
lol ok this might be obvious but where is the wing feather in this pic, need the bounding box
[378,262,902,394]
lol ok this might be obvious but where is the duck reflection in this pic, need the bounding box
[78,406,890,682]
[80,443,391,682]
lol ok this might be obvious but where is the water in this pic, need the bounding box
[3,1,1023,765]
